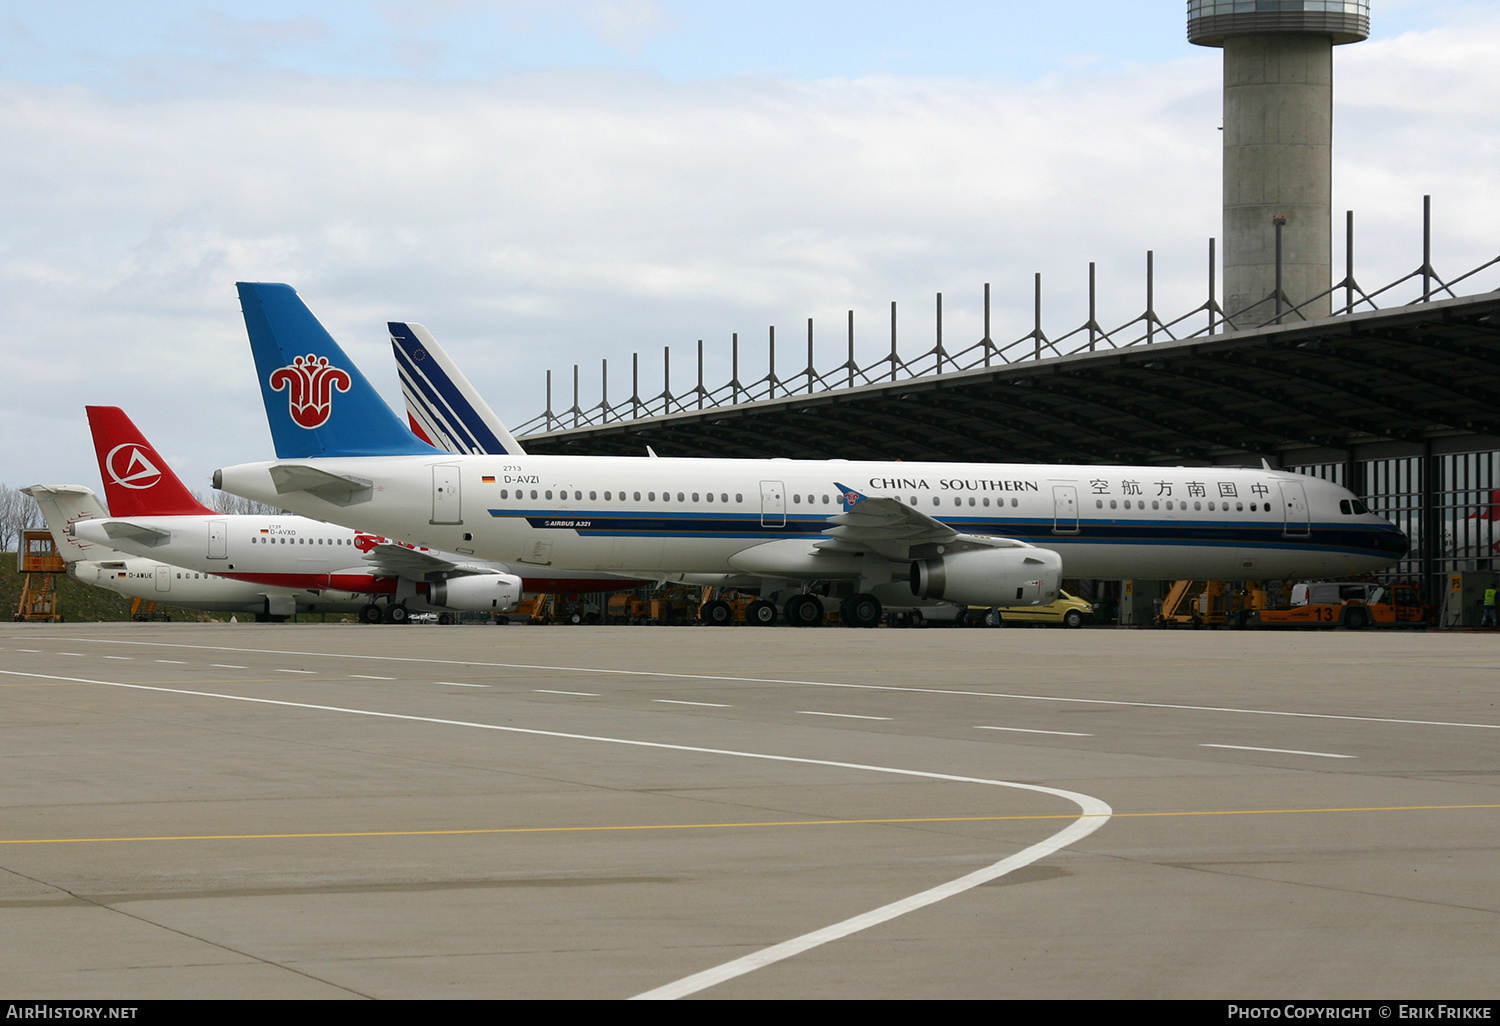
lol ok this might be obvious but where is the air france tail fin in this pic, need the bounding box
[85,406,217,517]
[23,485,119,562]
[389,322,527,456]
[236,282,437,459]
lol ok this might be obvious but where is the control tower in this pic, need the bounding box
[1188,1,1370,327]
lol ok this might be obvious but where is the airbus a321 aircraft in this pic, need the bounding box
[213,283,1410,628]
[26,484,365,620]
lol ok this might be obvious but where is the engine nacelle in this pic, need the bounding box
[910,546,1062,607]
[426,574,523,612]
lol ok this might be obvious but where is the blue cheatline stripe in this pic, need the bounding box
[480,508,1404,557]
[390,334,501,455]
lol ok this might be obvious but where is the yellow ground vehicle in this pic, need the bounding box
[981,590,1094,628]
[1244,582,1424,629]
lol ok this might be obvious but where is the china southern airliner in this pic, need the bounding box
[212,283,1409,628]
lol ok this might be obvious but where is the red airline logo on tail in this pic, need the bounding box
[104,444,164,490]
[269,354,352,429]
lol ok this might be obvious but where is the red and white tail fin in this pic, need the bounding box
[85,406,216,517]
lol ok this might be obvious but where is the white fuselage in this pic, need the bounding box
[72,557,369,617]
[71,514,632,598]
[213,454,1410,583]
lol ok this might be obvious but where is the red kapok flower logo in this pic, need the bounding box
[269,354,352,429]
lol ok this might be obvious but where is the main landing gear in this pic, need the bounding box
[783,593,825,628]
[771,592,884,628]
[359,603,411,624]
[839,593,883,629]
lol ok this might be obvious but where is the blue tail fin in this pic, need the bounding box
[237,283,436,459]
[389,321,527,456]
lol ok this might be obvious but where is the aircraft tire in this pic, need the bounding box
[701,600,733,626]
[784,593,824,628]
[841,594,882,629]
[359,604,384,624]
[387,604,410,625]
[745,600,778,627]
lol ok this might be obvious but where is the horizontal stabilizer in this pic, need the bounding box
[97,520,173,548]
[267,465,373,507]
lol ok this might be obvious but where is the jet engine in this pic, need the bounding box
[426,574,522,612]
[909,546,1062,607]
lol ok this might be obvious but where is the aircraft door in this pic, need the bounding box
[1052,485,1079,534]
[760,480,786,528]
[1280,480,1310,537]
[153,565,170,593]
[208,520,227,559]
[432,464,463,525]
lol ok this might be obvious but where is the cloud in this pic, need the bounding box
[0,13,1496,490]
[168,10,333,64]
[578,0,673,54]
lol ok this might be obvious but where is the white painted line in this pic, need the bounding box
[0,666,1111,1001]
[349,674,394,680]
[211,664,247,669]
[976,726,1094,737]
[55,638,1500,733]
[436,681,490,689]
[57,653,84,657]
[798,711,892,721]
[155,660,186,665]
[653,700,732,708]
[273,669,317,674]
[1201,744,1356,759]
[103,656,133,661]
[534,689,600,697]
[16,649,40,653]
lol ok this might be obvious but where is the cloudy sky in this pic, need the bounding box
[2,0,1497,495]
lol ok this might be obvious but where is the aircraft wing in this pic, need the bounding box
[729,484,1035,579]
[361,542,494,581]
[819,483,1031,561]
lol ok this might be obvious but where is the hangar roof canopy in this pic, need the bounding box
[520,293,1500,468]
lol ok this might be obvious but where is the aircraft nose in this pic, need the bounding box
[1382,527,1411,559]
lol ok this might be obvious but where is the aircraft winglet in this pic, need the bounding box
[835,482,868,512]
